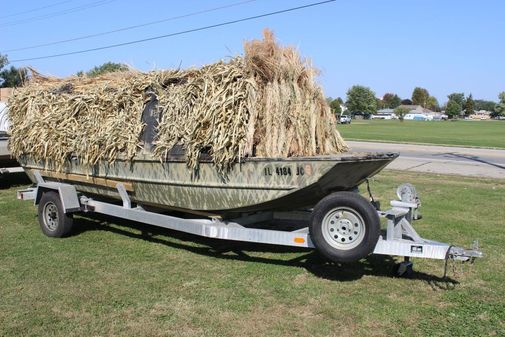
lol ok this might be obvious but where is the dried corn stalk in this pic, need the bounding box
[8,29,347,173]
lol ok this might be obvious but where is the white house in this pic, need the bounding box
[398,105,449,121]
[372,108,397,119]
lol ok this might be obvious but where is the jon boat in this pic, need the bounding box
[19,150,398,216]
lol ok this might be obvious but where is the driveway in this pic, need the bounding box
[347,141,505,179]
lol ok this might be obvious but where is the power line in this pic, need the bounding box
[10,0,336,63]
[0,0,116,28]
[0,0,73,19]
[4,0,257,53]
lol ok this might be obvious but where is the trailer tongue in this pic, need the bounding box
[18,171,482,277]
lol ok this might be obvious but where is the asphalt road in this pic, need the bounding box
[347,141,505,179]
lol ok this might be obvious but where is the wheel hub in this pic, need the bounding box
[43,203,59,231]
[322,208,366,250]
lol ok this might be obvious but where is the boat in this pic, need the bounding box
[18,150,398,215]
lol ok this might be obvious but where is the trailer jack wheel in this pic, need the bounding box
[393,259,414,278]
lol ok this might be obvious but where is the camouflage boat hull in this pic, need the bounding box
[19,152,398,214]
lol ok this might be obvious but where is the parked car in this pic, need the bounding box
[339,115,352,124]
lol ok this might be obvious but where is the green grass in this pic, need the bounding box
[1,172,504,336]
[338,119,505,148]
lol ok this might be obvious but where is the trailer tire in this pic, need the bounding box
[310,191,380,263]
[38,191,74,237]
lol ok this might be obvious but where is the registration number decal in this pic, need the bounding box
[264,165,312,176]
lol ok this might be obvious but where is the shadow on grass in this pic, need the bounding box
[70,213,458,288]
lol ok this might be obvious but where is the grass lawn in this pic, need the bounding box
[338,119,505,148]
[1,172,504,337]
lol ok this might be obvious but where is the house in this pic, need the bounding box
[372,108,397,119]
[398,105,434,114]
[469,110,491,120]
[399,105,449,121]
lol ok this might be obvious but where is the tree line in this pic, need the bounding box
[329,85,505,119]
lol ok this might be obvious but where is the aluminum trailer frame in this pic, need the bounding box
[18,171,482,273]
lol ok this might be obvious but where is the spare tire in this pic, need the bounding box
[310,191,380,263]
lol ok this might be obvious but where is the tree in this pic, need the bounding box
[474,99,496,112]
[445,100,462,119]
[0,54,7,70]
[394,107,409,122]
[376,98,385,110]
[446,93,466,117]
[427,96,439,111]
[0,53,26,87]
[329,99,342,116]
[0,66,27,87]
[345,85,377,117]
[493,92,505,117]
[464,94,474,116]
[84,62,129,77]
[382,93,401,109]
[447,93,465,107]
[411,87,430,107]
[401,98,413,105]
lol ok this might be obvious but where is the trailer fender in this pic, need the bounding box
[35,182,81,213]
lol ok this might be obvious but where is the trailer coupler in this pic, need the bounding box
[448,241,483,262]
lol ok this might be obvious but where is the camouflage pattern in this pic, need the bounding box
[20,152,398,214]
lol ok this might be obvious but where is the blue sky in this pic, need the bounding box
[1,0,504,104]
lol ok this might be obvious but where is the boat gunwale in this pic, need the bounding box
[100,151,400,164]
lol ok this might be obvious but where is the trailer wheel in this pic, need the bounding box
[37,191,74,237]
[310,191,380,263]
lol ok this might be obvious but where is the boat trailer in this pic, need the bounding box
[17,171,482,277]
